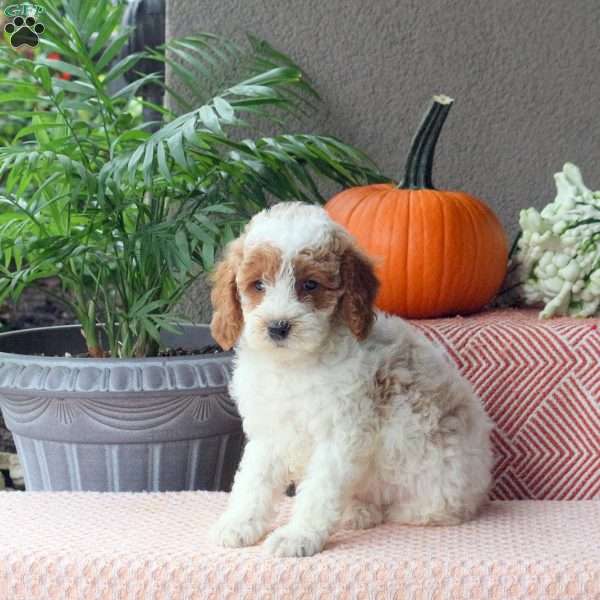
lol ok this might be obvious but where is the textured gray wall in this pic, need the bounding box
[168,0,600,322]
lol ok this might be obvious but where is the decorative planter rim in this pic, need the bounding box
[0,324,235,396]
[0,324,243,491]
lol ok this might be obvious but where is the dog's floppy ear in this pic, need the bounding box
[339,242,379,340]
[210,238,244,350]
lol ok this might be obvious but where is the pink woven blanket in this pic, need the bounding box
[0,492,598,600]
[412,309,600,500]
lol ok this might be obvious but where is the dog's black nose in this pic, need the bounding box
[268,320,291,341]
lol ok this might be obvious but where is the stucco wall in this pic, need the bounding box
[167,0,600,321]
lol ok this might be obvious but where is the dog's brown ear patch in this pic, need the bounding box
[210,238,244,350]
[339,243,379,340]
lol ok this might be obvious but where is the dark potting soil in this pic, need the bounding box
[58,344,225,358]
[158,344,224,357]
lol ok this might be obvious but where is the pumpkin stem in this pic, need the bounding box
[399,94,454,189]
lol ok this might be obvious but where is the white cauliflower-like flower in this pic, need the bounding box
[508,163,600,318]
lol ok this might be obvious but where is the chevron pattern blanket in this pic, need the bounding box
[413,309,600,500]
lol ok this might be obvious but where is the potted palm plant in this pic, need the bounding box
[0,0,384,491]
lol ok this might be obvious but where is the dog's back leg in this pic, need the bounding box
[342,500,384,530]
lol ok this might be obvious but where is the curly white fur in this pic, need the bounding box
[209,202,493,557]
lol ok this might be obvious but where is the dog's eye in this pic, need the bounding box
[254,280,265,292]
[303,280,319,291]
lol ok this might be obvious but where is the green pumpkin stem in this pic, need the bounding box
[399,94,454,189]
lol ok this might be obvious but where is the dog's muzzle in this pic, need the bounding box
[268,320,291,341]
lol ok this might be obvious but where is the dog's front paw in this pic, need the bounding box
[264,525,325,557]
[210,514,267,548]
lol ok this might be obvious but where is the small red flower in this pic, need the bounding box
[47,52,71,80]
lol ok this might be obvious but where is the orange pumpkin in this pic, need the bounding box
[326,95,508,318]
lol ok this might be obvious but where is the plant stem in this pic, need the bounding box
[508,231,522,259]
[49,96,93,174]
[399,94,453,190]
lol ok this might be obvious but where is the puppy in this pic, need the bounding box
[209,201,493,557]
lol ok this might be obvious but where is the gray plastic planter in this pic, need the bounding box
[0,324,243,492]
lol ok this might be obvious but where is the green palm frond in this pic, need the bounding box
[0,0,387,357]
